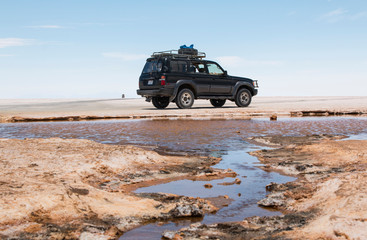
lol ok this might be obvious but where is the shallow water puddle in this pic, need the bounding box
[344,132,367,140]
[2,117,367,153]
[121,149,295,239]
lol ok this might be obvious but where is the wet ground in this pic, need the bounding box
[1,117,367,153]
[1,97,367,123]
[1,117,367,239]
[122,149,295,239]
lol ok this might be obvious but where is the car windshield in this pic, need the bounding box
[142,60,162,73]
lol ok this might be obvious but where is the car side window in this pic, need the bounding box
[190,63,207,74]
[170,60,187,73]
[207,63,224,75]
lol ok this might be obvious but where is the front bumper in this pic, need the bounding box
[137,88,174,97]
[253,88,258,96]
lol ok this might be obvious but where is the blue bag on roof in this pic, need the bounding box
[180,44,194,49]
[178,44,197,55]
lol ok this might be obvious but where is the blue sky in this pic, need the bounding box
[0,0,366,98]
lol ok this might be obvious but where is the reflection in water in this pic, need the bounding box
[1,117,367,153]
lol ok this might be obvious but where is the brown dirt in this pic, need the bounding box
[0,138,230,239]
[2,130,367,239]
[282,140,367,239]
[165,136,367,239]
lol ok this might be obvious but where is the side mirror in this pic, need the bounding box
[223,70,228,76]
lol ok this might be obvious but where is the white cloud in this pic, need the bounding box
[288,11,296,16]
[320,8,367,23]
[27,25,65,29]
[102,52,148,61]
[320,8,347,22]
[0,38,33,48]
[215,56,283,68]
[324,8,346,17]
[350,11,367,20]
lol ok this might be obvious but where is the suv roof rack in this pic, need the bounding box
[151,50,206,59]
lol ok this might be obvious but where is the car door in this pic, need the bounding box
[207,62,232,95]
[187,61,211,95]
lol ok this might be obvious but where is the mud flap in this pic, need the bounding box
[169,89,178,102]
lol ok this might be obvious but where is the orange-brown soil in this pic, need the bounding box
[0,138,228,239]
[165,136,367,240]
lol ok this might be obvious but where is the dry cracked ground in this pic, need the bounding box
[1,135,367,239]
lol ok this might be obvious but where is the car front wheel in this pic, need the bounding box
[152,96,170,109]
[176,89,194,109]
[235,88,252,107]
[210,99,226,108]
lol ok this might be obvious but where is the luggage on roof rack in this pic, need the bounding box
[178,47,198,55]
[151,49,206,59]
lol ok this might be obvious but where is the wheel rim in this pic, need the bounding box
[181,92,192,106]
[240,91,250,105]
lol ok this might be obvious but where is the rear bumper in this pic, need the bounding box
[137,88,174,97]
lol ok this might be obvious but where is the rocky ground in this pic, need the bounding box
[0,138,236,239]
[164,135,367,239]
[1,134,367,239]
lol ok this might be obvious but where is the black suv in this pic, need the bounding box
[137,47,258,109]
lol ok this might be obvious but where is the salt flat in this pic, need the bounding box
[0,96,366,122]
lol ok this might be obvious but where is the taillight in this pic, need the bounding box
[160,75,166,86]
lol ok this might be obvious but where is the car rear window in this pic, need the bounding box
[142,60,162,73]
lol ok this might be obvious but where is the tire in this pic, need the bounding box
[175,89,194,109]
[152,97,170,109]
[210,99,226,108]
[235,88,252,107]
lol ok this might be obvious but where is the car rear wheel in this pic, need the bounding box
[235,88,252,107]
[210,99,226,108]
[152,97,170,109]
[176,89,194,109]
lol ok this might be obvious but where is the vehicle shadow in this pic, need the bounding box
[142,106,254,110]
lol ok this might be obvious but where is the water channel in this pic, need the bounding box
[122,148,294,239]
[1,117,367,239]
